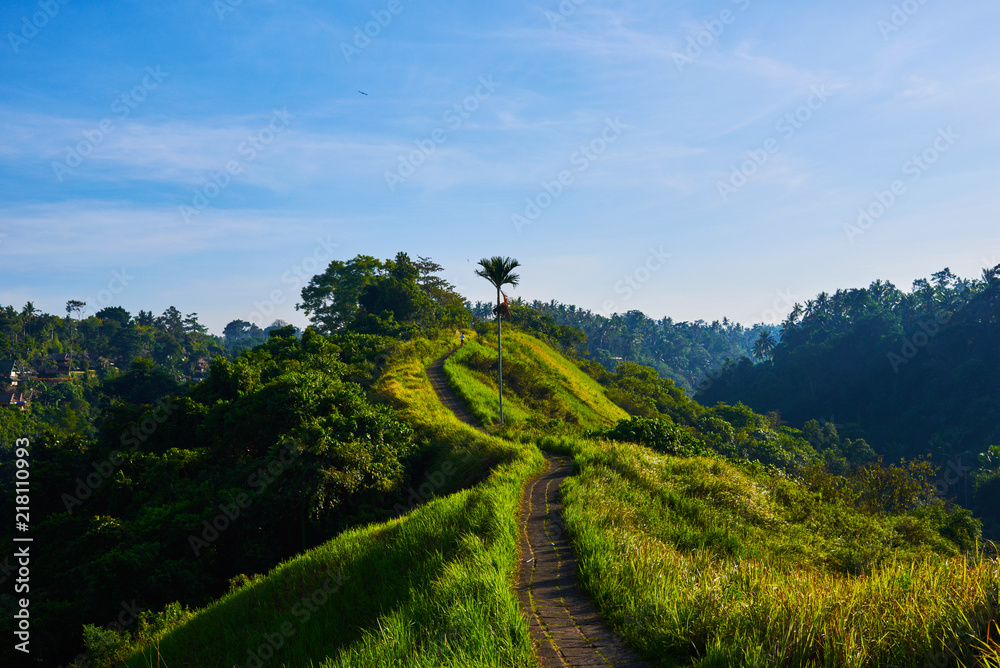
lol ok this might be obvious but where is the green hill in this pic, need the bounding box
[117,333,543,667]
[103,330,999,667]
[443,329,628,431]
[694,268,1000,538]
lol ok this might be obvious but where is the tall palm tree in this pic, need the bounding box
[752,329,776,361]
[20,301,38,342]
[475,256,520,427]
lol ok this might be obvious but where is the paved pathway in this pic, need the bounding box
[426,349,647,667]
[426,349,482,429]
[517,456,648,667]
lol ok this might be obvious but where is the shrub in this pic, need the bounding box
[602,416,710,457]
[698,415,735,447]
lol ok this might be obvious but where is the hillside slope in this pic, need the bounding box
[542,436,1000,667]
[111,335,540,667]
[443,330,629,431]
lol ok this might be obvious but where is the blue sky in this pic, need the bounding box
[1,0,997,334]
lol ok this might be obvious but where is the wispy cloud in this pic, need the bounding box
[0,200,318,267]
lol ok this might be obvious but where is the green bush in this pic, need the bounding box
[602,416,710,457]
[698,415,735,447]
[973,467,1000,538]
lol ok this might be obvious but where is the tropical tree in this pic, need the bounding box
[752,329,776,361]
[64,300,86,357]
[298,255,385,334]
[20,301,38,342]
[183,312,208,334]
[65,299,86,320]
[475,256,520,426]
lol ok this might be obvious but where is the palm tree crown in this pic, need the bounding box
[475,256,520,304]
[752,329,777,360]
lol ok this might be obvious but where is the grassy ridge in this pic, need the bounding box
[445,339,533,428]
[124,449,541,668]
[121,333,544,667]
[444,330,628,431]
[551,437,1000,667]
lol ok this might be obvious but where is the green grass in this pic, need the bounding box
[444,330,628,432]
[445,339,534,428]
[551,436,1000,667]
[120,332,546,667]
[124,448,542,667]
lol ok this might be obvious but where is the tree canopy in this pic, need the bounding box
[298,252,469,336]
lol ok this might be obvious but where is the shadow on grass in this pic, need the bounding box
[125,489,489,667]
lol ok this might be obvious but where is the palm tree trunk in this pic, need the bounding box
[497,287,503,427]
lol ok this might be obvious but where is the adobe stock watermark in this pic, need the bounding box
[384,74,499,192]
[188,442,301,556]
[340,0,407,63]
[512,117,627,233]
[717,84,831,202]
[843,127,958,244]
[61,398,179,513]
[241,567,349,668]
[877,0,931,40]
[249,235,339,327]
[887,311,950,373]
[180,109,293,223]
[759,288,798,325]
[52,66,169,182]
[80,268,135,318]
[214,0,244,20]
[544,0,588,29]
[696,365,728,395]
[6,0,71,54]
[929,454,972,500]
[601,246,671,314]
[673,0,751,72]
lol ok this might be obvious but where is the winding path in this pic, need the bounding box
[426,350,648,667]
[426,349,481,429]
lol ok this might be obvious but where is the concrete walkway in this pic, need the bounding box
[426,348,482,429]
[517,455,648,667]
[425,349,648,667]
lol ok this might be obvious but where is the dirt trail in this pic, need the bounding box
[426,350,648,667]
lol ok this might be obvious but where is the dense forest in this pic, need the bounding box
[697,266,1000,536]
[0,252,472,666]
[471,299,769,392]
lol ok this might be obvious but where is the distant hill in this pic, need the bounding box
[443,329,628,431]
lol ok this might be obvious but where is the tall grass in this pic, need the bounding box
[553,437,1000,667]
[122,444,542,667]
[444,340,532,428]
[444,331,627,432]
